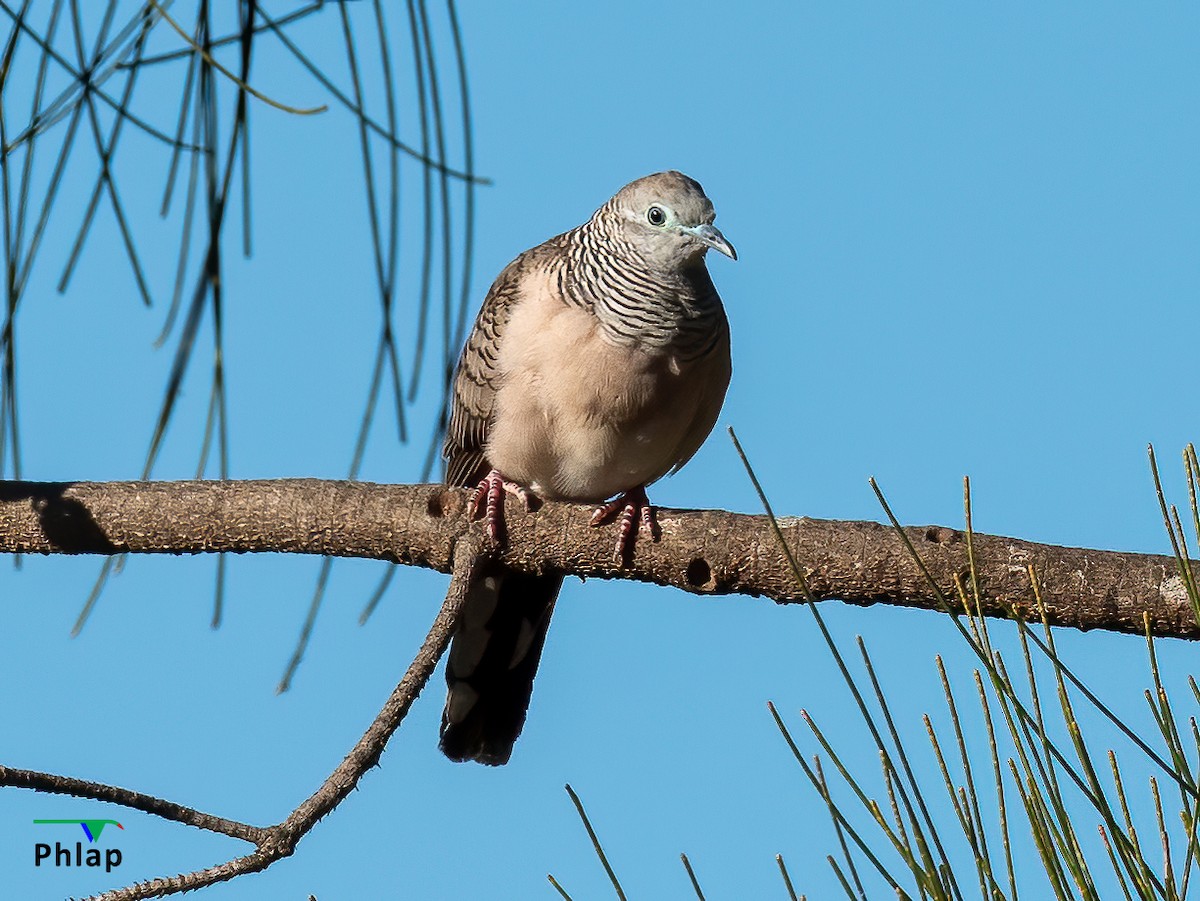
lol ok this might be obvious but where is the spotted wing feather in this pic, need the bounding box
[443,242,563,487]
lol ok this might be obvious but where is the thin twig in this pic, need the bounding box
[681,852,707,900]
[565,784,627,901]
[70,532,485,901]
[0,765,266,843]
[145,0,325,115]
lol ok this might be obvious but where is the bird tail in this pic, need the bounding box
[439,567,564,765]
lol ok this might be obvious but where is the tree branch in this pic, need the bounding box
[0,765,266,843]
[2,530,486,901]
[0,478,1195,640]
[3,477,1195,898]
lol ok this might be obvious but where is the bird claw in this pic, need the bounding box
[469,470,533,543]
[590,486,660,563]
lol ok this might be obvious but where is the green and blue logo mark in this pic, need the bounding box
[34,819,125,872]
[34,819,124,843]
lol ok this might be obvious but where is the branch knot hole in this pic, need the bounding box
[685,557,714,590]
[427,489,450,519]
[924,526,960,546]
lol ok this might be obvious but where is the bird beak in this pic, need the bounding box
[684,223,737,261]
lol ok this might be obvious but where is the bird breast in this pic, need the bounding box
[485,272,730,503]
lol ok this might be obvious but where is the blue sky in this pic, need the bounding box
[2,2,1199,898]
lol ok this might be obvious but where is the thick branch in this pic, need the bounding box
[1,479,1195,639]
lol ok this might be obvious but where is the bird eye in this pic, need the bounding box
[647,205,666,226]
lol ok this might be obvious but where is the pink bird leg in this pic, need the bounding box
[590,485,661,562]
[469,469,533,543]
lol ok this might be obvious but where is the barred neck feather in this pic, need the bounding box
[553,206,726,360]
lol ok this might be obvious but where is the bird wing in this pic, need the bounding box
[444,239,564,487]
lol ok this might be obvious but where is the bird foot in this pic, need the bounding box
[469,470,533,543]
[590,486,660,563]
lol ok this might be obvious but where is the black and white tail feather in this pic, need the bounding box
[438,567,563,765]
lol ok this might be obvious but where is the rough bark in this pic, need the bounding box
[1,478,1195,640]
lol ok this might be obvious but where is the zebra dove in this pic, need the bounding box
[440,170,735,765]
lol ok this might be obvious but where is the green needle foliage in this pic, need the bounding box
[1,1,479,677]
[763,447,1200,900]
[555,439,1200,899]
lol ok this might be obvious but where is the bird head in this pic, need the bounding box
[606,170,737,270]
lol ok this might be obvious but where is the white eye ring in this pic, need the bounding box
[647,205,666,226]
